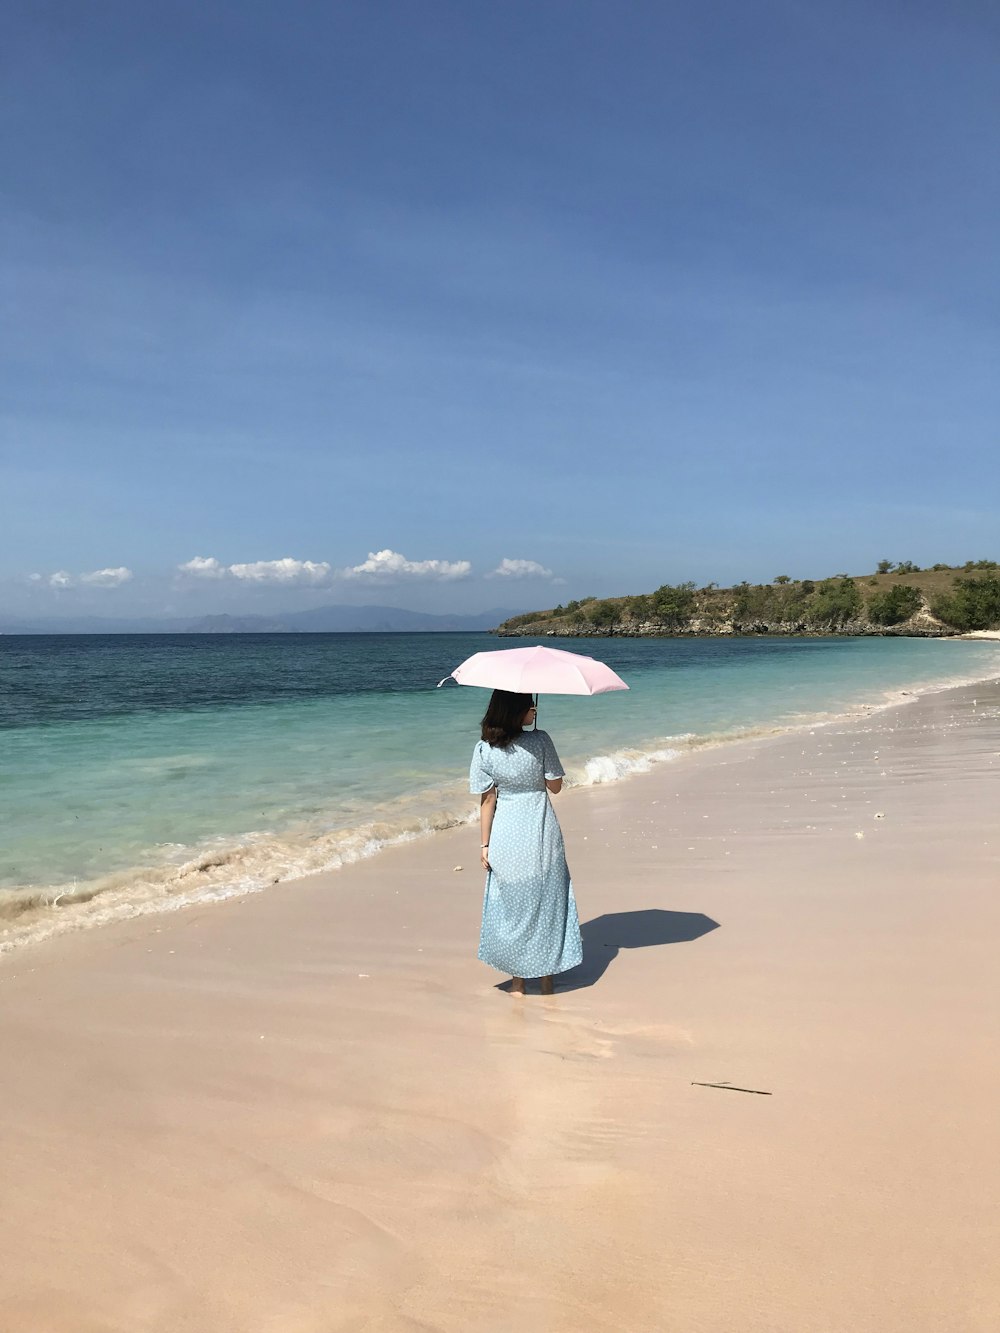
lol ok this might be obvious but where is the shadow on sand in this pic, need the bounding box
[495,909,720,994]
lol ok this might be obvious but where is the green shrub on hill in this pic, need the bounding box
[585,600,618,627]
[732,579,817,625]
[651,582,696,625]
[807,578,862,626]
[867,584,922,625]
[932,577,1000,631]
[623,595,652,621]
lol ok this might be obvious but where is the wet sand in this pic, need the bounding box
[2,678,998,1332]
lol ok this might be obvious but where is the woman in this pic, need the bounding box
[470,690,583,995]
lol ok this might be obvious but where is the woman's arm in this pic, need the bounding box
[479,787,497,869]
[540,731,564,795]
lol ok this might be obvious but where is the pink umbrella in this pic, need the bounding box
[437,644,629,696]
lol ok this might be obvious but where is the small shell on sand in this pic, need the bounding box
[453,865,463,872]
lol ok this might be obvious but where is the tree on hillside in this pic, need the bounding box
[624,595,652,621]
[867,585,922,625]
[808,578,862,626]
[877,560,894,574]
[585,600,617,627]
[732,579,810,625]
[651,582,696,626]
[932,577,1000,631]
[894,560,920,574]
[774,574,791,584]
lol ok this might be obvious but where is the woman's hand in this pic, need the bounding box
[480,845,491,871]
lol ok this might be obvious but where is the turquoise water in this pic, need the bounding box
[2,632,998,946]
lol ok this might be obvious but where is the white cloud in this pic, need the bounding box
[178,556,226,579]
[177,556,332,584]
[176,550,473,586]
[345,549,472,581]
[79,566,133,587]
[487,557,555,579]
[228,558,331,584]
[31,566,133,589]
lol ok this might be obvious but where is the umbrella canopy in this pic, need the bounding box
[437,644,629,696]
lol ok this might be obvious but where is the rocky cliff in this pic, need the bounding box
[497,614,949,638]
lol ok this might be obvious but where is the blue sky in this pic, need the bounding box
[3,0,998,618]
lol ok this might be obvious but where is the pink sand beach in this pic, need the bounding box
[2,679,998,1331]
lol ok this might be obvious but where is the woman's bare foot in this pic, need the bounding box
[540,975,555,996]
[511,976,526,996]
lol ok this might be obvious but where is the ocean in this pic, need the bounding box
[2,631,998,952]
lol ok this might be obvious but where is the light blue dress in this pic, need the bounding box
[470,729,583,978]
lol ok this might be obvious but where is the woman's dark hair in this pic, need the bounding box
[481,690,534,748]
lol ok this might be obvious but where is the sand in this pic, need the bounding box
[2,678,999,1332]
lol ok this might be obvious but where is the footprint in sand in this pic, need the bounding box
[534,1010,694,1061]
[524,1008,617,1060]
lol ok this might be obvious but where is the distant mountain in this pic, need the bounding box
[181,614,298,634]
[0,614,192,634]
[268,604,520,633]
[0,604,525,634]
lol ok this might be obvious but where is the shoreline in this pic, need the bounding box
[3,646,999,956]
[2,675,998,1328]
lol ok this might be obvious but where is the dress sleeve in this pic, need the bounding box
[469,742,495,794]
[540,731,565,781]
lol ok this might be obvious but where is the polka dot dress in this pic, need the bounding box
[470,730,583,979]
